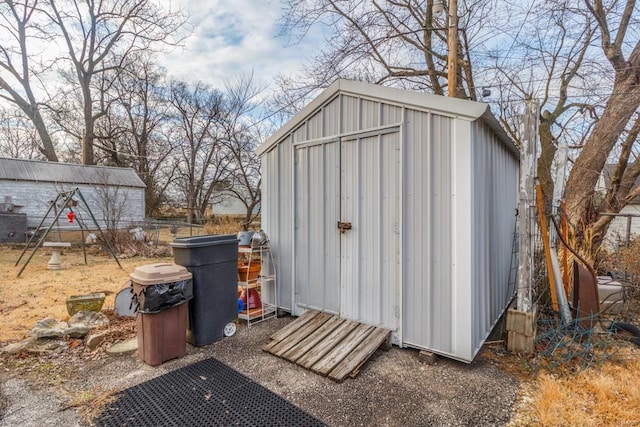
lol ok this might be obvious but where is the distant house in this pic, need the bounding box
[211,190,260,216]
[0,158,146,238]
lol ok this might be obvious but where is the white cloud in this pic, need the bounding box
[162,0,320,90]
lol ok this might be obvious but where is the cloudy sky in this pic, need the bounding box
[161,1,321,90]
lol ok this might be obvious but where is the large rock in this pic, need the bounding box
[30,311,109,339]
[107,338,138,355]
[1,337,66,355]
[1,337,36,354]
[85,331,109,350]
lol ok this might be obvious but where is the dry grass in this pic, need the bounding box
[515,347,640,426]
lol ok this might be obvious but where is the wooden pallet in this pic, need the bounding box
[262,310,391,382]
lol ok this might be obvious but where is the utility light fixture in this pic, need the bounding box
[433,0,445,16]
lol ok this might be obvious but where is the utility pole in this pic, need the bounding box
[447,0,458,97]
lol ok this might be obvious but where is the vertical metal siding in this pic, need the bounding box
[403,109,431,347]
[263,140,294,311]
[360,99,380,130]
[293,125,307,143]
[430,114,454,352]
[324,97,341,136]
[340,131,399,329]
[469,121,518,356]
[402,112,517,361]
[341,95,359,133]
[403,110,456,354]
[294,142,340,313]
[450,119,473,360]
[307,110,323,140]
[381,104,402,125]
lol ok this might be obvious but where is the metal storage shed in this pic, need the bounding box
[257,79,519,362]
[0,157,146,230]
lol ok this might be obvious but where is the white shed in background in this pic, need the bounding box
[258,80,520,362]
[0,157,145,231]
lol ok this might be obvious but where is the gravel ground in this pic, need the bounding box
[0,315,519,426]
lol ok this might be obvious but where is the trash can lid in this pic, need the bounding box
[130,263,192,286]
[170,234,238,249]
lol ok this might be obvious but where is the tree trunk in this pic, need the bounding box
[82,98,95,165]
[564,70,640,230]
[30,110,58,162]
[537,112,556,209]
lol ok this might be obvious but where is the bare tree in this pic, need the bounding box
[222,73,264,230]
[0,108,43,158]
[561,0,640,244]
[45,0,188,165]
[168,80,233,223]
[276,0,501,107]
[0,0,58,161]
[98,56,175,216]
[491,2,600,208]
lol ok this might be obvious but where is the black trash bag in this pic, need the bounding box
[136,279,193,313]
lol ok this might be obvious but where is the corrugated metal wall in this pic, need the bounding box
[402,110,457,354]
[262,140,294,311]
[469,120,519,356]
[401,112,518,361]
[340,131,400,330]
[294,141,341,314]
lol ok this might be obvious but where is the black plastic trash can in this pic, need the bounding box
[170,234,238,346]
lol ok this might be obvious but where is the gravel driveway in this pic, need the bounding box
[1,315,518,426]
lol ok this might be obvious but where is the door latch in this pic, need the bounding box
[337,221,352,233]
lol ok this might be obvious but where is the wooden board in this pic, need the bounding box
[312,323,374,376]
[264,310,391,381]
[269,312,332,357]
[268,310,318,343]
[282,316,344,362]
[330,328,390,382]
[297,319,358,369]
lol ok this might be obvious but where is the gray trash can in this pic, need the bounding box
[170,234,238,346]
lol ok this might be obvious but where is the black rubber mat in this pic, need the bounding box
[95,357,325,427]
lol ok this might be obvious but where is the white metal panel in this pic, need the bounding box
[294,142,341,314]
[469,120,519,357]
[381,104,402,126]
[450,119,473,360]
[293,124,307,143]
[307,110,323,140]
[324,96,341,136]
[360,99,380,130]
[262,141,294,311]
[341,95,359,133]
[403,111,456,354]
[341,131,400,330]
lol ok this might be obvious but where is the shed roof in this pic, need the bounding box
[258,79,517,156]
[0,157,146,188]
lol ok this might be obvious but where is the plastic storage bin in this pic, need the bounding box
[130,263,193,366]
[170,234,239,346]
